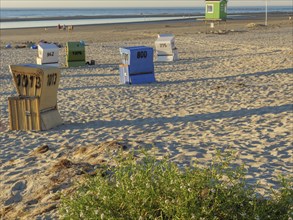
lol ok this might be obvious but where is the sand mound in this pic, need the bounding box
[0,140,130,219]
[246,23,266,28]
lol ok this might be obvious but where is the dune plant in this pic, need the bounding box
[59,150,292,220]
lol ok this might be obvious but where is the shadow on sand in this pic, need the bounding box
[58,104,292,131]
[57,67,293,91]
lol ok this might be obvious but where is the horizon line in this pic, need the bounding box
[1,5,292,9]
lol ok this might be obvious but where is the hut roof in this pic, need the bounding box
[38,43,58,50]
[155,36,174,43]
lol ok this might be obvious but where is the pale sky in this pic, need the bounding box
[1,0,292,8]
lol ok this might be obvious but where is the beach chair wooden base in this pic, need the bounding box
[119,64,155,84]
[157,49,179,62]
[66,61,86,67]
[8,96,63,131]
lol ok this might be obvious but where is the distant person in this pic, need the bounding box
[68,25,74,31]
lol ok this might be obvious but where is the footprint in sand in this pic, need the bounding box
[4,180,27,206]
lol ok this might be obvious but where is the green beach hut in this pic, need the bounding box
[65,41,86,67]
[205,0,228,20]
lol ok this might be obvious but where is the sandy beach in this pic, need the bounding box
[0,13,292,219]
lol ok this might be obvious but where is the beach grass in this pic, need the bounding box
[59,150,292,220]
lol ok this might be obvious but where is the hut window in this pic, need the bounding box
[206,4,214,13]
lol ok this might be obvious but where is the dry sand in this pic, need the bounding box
[0,13,292,219]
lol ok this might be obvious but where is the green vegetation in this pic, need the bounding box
[59,151,292,220]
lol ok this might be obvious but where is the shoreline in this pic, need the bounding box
[0,17,200,30]
[0,12,292,44]
[0,12,291,30]
[1,10,292,22]
[1,14,202,22]
[0,12,292,23]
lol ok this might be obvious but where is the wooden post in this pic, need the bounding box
[265,0,268,26]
